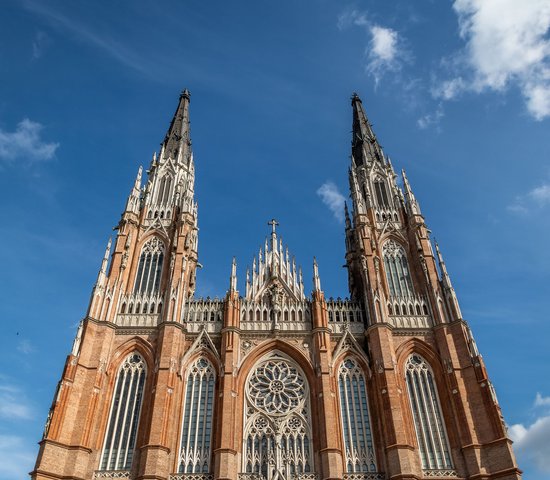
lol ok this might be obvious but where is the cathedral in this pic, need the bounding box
[31,91,522,480]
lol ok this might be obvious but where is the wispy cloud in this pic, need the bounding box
[509,392,550,474]
[17,339,35,355]
[23,0,149,75]
[434,0,550,120]
[0,119,59,165]
[508,181,550,214]
[0,434,36,479]
[0,382,33,420]
[317,181,345,223]
[417,103,444,130]
[337,9,409,87]
[32,30,51,59]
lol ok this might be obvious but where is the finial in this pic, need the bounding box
[351,92,362,104]
[313,257,322,292]
[268,218,279,235]
[230,257,237,292]
[180,88,191,100]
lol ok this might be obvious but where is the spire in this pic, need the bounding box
[434,241,452,290]
[161,89,192,165]
[124,166,142,214]
[344,201,351,229]
[229,257,237,292]
[402,169,422,216]
[95,237,112,287]
[313,257,322,292]
[351,92,384,166]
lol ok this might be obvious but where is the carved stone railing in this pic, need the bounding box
[93,472,130,479]
[343,473,386,480]
[387,294,432,329]
[184,298,224,333]
[374,206,401,227]
[240,300,312,331]
[422,470,458,478]
[327,299,365,334]
[238,474,318,480]
[115,313,160,327]
[119,292,164,315]
[169,474,214,480]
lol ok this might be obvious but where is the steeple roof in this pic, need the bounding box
[351,92,385,166]
[161,88,192,164]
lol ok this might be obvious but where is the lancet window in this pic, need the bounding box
[156,174,173,205]
[374,179,390,207]
[338,358,377,473]
[178,358,216,473]
[243,352,313,479]
[383,240,414,297]
[100,352,146,471]
[405,355,453,470]
[133,237,164,294]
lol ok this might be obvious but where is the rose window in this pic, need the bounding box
[247,359,305,415]
[243,353,313,478]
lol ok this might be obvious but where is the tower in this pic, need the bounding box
[31,92,521,480]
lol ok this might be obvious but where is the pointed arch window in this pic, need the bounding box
[374,179,390,207]
[405,354,453,470]
[243,352,313,479]
[178,358,216,473]
[338,358,377,473]
[100,352,146,470]
[156,174,173,205]
[383,240,414,297]
[133,237,164,294]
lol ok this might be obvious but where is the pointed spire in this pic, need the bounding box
[435,240,452,290]
[351,92,384,166]
[344,201,351,229]
[161,89,192,165]
[230,257,237,292]
[313,257,322,292]
[402,169,422,215]
[96,237,112,287]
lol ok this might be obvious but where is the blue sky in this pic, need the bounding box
[0,0,549,478]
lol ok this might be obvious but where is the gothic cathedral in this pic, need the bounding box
[31,91,521,480]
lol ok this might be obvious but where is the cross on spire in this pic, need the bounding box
[268,218,279,235]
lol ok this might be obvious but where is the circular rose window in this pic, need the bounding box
[247,358,306,416]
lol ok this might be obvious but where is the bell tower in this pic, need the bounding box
[344,93,522,479]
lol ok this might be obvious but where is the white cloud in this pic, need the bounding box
[337,9,407,86]
[509,416,550,473]
[317,181,345,223]
[436,0,550,119]
[0,119,59,164]
[535,392,550,407]
[417,103,445,129]
[0,383,33,420]
[508,182,550,214]
[0,434,36,478]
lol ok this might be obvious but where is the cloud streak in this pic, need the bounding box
[508,181,550,214]
[0,119,59,164]
[317,181,345,223]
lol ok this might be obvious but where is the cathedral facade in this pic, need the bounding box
[31,91,521,480]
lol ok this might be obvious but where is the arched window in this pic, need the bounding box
[100,352,146,470]
[156,175,173,205]
[133,237,164,294]
[178,358,216,473]
[405,355,453,470]
[383,240,414,297]
[338,358,377,473]
[374,179,389,207]
[243,352,313,479]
